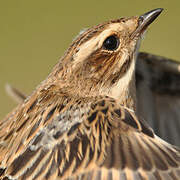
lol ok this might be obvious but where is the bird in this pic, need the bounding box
[0,8,180,180]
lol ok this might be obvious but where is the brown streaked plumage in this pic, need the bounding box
[0,8,180,180]
[6,53,180,147]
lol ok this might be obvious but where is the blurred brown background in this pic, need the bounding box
[0,0,180,119]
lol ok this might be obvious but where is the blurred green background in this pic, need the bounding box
[0,0,180,119]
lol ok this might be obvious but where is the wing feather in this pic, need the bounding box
[0,94,179,179]
[136,52,180,146]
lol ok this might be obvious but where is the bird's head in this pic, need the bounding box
[48,9,163,108]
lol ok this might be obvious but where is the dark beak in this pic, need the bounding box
[131,8,163,39]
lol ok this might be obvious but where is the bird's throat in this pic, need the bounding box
[108,57,137,111]
[120,73,137,111]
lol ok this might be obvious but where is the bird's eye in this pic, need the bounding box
[103,35,119,51]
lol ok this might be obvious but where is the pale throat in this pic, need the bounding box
[107,56,137,111]
[115,39,141,111]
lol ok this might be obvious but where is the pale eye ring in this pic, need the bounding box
[103,35,120,51]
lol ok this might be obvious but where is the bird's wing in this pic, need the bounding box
[5,84,27,104]
[136,52,180,146]
[0,93,179,180]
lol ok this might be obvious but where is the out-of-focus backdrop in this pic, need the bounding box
[0,0,180,119]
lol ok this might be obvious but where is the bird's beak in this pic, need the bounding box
[131,8,163,39]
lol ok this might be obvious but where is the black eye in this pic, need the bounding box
[103,35,119,51]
